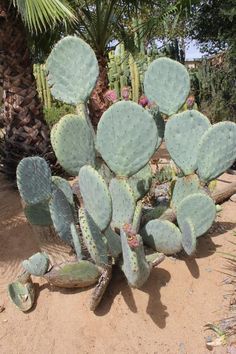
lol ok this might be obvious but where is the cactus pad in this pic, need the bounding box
[171,174,202,211]
[141,220,182,255]
[180,219,196,256]
[197,122,236,182]
[132,201,142,233]
[51,114,95,176]
[127,164,152,201]
[8,273,35,312]
[165,110,211,174]
[46,36,99,104]
[109,178,136,229]
[43,261,101,288]
[121,229,150,288]
[144,57,190,116]
[96,101,158,176]
[49,187,75,244]
[79,165,112,231]
[22,252,50,276]
[17,157,52,205]
[176,193,216,238]
[24,201,52,226]
[52,176,74,205]
[104,227,122,258]
[79,208,108,266]
[70,223,83,261]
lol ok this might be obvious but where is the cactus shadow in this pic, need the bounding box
[95,266,171,329]
[94,265,138,316]
[177,236,217,279]
[176,220,236,279]
[139,267,170,328]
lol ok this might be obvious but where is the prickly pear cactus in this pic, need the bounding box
[17,157,52,205]
[46,36,99,104]
[79,165,112,231]
[96,101,158,177]
[51,114,95,175]
[165,110,211,175]
[197,122,236,182]
[141,220,182,255]
[22,252,50,276]
[12,35,236,314]
[121,226,151,288]
[144,57,190,116]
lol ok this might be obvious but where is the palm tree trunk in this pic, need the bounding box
[88,54,110,128]
[0,3,53,180]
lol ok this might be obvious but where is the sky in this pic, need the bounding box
[185,40,207,59]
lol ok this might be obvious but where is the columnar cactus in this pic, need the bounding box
[10,35,236,313]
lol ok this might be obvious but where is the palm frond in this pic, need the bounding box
[12,0,76,33]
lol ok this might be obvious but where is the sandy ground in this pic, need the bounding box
[0,173,236,354]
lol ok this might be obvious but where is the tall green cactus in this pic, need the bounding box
[33,64,52,108]
[12,35,236,314]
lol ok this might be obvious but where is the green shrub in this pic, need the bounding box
[44,103,75,128]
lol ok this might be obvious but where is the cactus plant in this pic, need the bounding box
[22,252,50,276]
[43,261,102,288]
[8,272,35,312]
[109,178,136,229]
[144,57,190,116]
[50,113,95,175]
[11,35,236,313]
[79,165,112,231]
[164,110,211,175]
[33,64,52,109]
[96,101,158,177]
[141,220,182,255]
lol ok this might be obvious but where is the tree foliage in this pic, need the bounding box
[189,0,236,55]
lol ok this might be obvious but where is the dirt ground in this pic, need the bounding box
[0,173,236,354]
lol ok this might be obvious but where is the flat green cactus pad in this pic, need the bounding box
[17,157,52,205]
[141,220,182,255]
[127,164,152,201]
[180,219,196,256]
[8,276,35,312]
[79,165,112,231]
[79,208,108,266]
[132,201,142,233]
[70,223,83,261]
[51,114,95,176]
[46,36,99,104]
[165,110,211,175]
[22,252,50,276]
[96,101,158,177]
[121,230,150,288]
[52,176,74,206]
[176,193,216,238]
[49,187,75,244]
[144,57,190,116]
[24,201,52,226]
[197,121,236,182]
[109,178,136,229]
[104,227,122,258]
[43,261,101,288]
[171,174,202,211]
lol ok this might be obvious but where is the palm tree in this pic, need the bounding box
[0,0,75,179]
